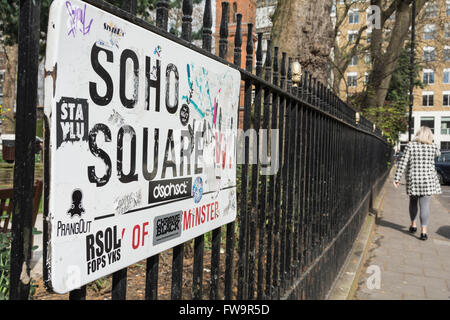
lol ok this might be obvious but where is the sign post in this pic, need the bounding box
[44,0,240,294]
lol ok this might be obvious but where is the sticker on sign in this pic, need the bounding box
[44,0,240,294]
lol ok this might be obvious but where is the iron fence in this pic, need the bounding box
[9,0,392,300]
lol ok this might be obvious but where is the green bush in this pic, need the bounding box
[0,231,11,300]
[0,227,41,300]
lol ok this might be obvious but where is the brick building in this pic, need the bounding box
[214,0,257,127]
[214,0,257,68]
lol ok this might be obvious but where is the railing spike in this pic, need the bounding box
[280,52,286,89]
[156,0,169,31]
[181,0,193,42]
[202,0,213,51]
[219,2,230,59]
[234,13,242,66]
[246,23,254,72]
[121,0,137,15]
[256,33,263,77]
[287,57,293,92]
[264,39,272,82]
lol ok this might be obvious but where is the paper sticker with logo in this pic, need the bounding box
[192,177,203,204]
[56,97,89,148]
[86,226,122,275]
[148,178,192,204]
[67,189,85,218]
[153,211,183,245]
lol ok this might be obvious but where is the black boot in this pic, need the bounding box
[420,233,428,241]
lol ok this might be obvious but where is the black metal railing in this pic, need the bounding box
[9,0,392,300]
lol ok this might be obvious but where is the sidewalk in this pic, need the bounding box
[31,214,44,280]
[354,170,450,300]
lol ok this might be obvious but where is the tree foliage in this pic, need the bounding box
[361,47,423,143]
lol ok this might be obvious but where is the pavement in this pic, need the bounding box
[31,214,44,280]
[353,169,450,300]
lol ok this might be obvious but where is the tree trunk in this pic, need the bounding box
[271,0,334,84]
[363,0,426,109]
[2,44,18,134]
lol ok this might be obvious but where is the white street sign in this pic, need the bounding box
[44,0,239,293]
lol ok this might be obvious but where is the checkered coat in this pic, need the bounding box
[394,142,441,196]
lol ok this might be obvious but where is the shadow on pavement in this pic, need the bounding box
[376,218,418,238]
[436,225,450,240]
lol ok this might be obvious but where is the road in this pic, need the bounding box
[436,185,450,213]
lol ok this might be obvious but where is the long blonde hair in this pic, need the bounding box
[414,126,434,144]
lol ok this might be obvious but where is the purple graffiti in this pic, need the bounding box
[66,1,93,37]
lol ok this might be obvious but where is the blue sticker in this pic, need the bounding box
[192,177,204,204]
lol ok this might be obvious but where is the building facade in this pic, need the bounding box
[335,0,450,151]
[399,0,450,151]
[0,51,5,107]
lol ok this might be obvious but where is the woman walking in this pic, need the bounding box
[393,126,441,240]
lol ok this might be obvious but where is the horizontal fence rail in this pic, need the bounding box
[10,0,393,300]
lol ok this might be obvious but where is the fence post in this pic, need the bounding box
[256,37,272,300]
[224,11,242,300]
[192,0,212,301]
[171,0,193,301]
[145,0,169,301]
[9,0,41,301]
[266,46,278,299]
[247,32,263,300]
[110,0,138,301]
[209,1,229,300]
[237,22,253,300]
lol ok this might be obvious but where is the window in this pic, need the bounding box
[444,91,450,106]
[424,24,436,40]
[349,9,359,24]
[331,4,336,17]
[445,47,450,61]
[348,30,358,43]
[441,142,450,150]
[347,72,357,87]
[444,69,450,84]
[447,0,450,16]
[365,53,371,64]
[0,71,4,82]
[423,69,434,84]
[232,2,237,23]
[364,72,369,84]
[446,23,450,38]
[0,85,2,96]
[442,117,450,135]
[421,116,435,133]
[425,1,438,18]
[349,55,358,66]
[424,47,435,62]
[366,29,372,43]
[422,91,434,106]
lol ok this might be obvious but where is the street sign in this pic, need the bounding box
[44,0,239,293]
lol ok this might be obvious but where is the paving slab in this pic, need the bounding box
[354,169,450,300]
